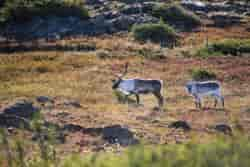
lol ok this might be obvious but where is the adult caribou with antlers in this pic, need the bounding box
[112,63,164,108]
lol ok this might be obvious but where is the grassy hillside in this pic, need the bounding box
[0,0,250,166]
[1,132,250,167]
[0,0,89,24]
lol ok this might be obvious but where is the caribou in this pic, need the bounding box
[112,63,164,107]
[185,81,224,109]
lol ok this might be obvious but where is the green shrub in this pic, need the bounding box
[62,136,250,167]
[212,39,250,56]
[0,0,89,24]
[152,4,201,30]
[1,129,250,167]
[191,69,217,81]
[138,48,166,60]
[196,39,250,57]
[132,22,179,46]
[195,47,223,58]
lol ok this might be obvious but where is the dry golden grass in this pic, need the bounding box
[0,48,250,152]
[1,26,250,154]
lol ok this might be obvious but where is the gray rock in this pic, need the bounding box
[36,96,54,104]
[214,123,232,135]
[110,14,158,31]
[168,120,191,131]
[102,125,139,146]
[181,0,207,12]
[1,100,39,119]
[0,100,39,129]
[209,12,243,27]
[63,100,81,108]
[85,0,104,5]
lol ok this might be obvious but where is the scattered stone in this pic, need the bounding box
[36,96,54,104]
[1,100,39,119]
[0,114,31,129]
[63,100,81,108]
[63,124,84,132]
[209,12,243,27]
[102,125,139,146]
[214,123,232,135]
[168,121,191,131]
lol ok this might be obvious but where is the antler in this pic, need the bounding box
[111,63,129,79]
[119,62,128,78]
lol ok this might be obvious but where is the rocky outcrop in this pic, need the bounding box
[1,0,248,40]
[209,12,243,27]
[181,0,249,14]
[1,100,39,119]
[0,100,39,129]
[1,11,159,40]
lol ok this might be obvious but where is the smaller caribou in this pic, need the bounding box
[185,81,224,108]
[112,63,164,107]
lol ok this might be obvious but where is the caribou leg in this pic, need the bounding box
[135,94,140,105]
[214,94,224,108]
[221,96,224,108]
[194,95,202,109]
[153,92,164,107]
[214,98,218,108]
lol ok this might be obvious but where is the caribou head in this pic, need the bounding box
[112,63,128,90]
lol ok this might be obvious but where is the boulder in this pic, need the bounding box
[1,100,39,119]
[109,14,158,31]
[0,100,39,129]
[85,0,104,5]
[102,125,139,146]
[209,12,243,27]
[36,96,54,104]
[120,2,154,15]
[168,120,191,131]
[214,123,232,135]
[181,0,207,12]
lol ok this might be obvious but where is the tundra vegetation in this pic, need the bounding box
[1,129,250,167]
[132,21,179,46]
[151,4,201,30]
[0,0,250,166]
[0,0,89,24]
[190,69,217,81]
[195,39,250,57]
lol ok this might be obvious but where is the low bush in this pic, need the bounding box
[2,131,250,167]
[191,69,217,81]
[138,48,166,60]
[212,39,250,56]
[196,39,250,57]
[132,22,179,46]
[152,4,201,30]
[0,0,89,24]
